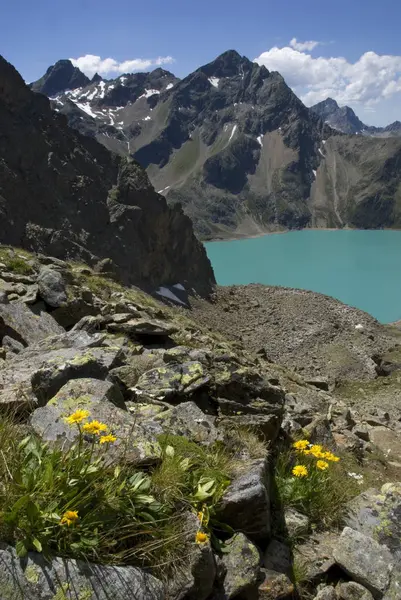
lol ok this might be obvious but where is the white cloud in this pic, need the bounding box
[70,54,175,77]
[254,42,401,109]
[289,38,320,52]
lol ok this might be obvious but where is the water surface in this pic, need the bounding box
[205,230,401,323]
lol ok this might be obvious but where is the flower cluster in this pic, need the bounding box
[60,510,79,527]
[64,410,117,445]
[291,440,340,478]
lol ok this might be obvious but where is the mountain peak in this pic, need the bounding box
[198,49,251,78]
[30,59,90,97]
[91,72,103,84]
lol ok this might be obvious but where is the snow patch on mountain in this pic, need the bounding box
[208,77,220,88]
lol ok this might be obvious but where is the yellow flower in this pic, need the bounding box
[316,460,329,471]
[310,445,325,458]
[99,434,117,444]
[197,511,204,523]
[293,440,309,451]
[60,510,79,526]
[83,420,108,435]
[64,409,90,425]
[323,452,340,462]
[195,531,208,544]
[292,465,308,478]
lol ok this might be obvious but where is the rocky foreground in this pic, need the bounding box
[0,247,400,599]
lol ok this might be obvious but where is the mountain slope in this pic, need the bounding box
[310,97,401,137]
[32,51,401,238]
[0,55,214,294]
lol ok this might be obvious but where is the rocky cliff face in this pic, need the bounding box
[0,55,214,295]
[32,51,401,238]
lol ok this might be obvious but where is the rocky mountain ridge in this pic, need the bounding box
[0,54,214,295]
[310,97,401,137]
[31,52,401,239]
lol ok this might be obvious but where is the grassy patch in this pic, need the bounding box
[0,246,35,275]
[275,439,359,533]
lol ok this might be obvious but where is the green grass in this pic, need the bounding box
[0,246,34,275]
[274,441,359,535]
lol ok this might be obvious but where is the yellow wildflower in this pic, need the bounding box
[323,452,340,462]
[316,460,329,471]
[60,510,79,526]
[64,409,90,425]
[292,465,308,478]
[293,440,309,451]
[310,445,325,458]
[197,511,204,523]
[195,531,208,544]
[99,434,117,444]
[83,420,108,435]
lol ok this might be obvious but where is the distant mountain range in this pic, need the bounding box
[30,52,401,239]
[310,97,401,137]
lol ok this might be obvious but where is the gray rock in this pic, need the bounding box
[167,513,216,600]
[337,581,374,600]
[0,340,123,409]
[293,532,338,580]
[221,533,260,598]
[218,458,270,542]
[154,401,221,445]
[369,427,401,462]
[71,314,106,333]
[383,570,401,600]
[306,376,330,391]
[284,508,310,539]
[107,317,178,338]
[0,542,164,599]
[263,540,292,574]
[352,424,370,442]
[31,378,161,466]
[313,587,338,600]
[37,266,67,307]
[0,301,63,347]
[345,483,401,563]
[2,334,24,354]
[333,527,393,598]
[258,569,294,599]
[135,362,211,401]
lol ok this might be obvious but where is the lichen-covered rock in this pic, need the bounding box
[263,540,292,575]
[383,570,401,600]
[154,401,221,445]
[0,340,123,409]
[0,301,63,348]
[107,317,178,338]
[37,266,67,307]
[31,378,161,466]
[258,569,294,600]
[313,587,338,600]
[293,532,338,581]
[333,527,393,598]
[218,457,270,542]
[345,483,401,563]
[337,581,375,600]
[135,362,211,401]
[0,542,164,600]
[221,533,261,598]
[167,513,216,600]
[284,508,310,539]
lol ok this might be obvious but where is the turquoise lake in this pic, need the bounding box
[205,230,401,323]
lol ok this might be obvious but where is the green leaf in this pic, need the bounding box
[32,538,42,552]
[114,465,121,479]
[15,541,27,557]
[135,494,156,505]
[180,458,191,471]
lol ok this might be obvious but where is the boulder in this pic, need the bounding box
[218,457,270,542]
[345,483,401,561]
[221,533,261,598]
[154,401,221,445]
[369,427,401,463]
[383,570,401,600]
[31,378,161,466]
[284,508,310,539]
[263,540,292,574]
[167,513,216,600]
[0,542,164,600]
[135,362,211,401]
[293,532,338,581]
[107,317,178,338]
[333,527,393,598]
[0,301,63,347]
[337,581,374,600]
[37,266,67,307]
[258,570,294,600]
[313,587,338,600]
[0,339,123,410]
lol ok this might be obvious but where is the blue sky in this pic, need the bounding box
[2,0,401,125]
